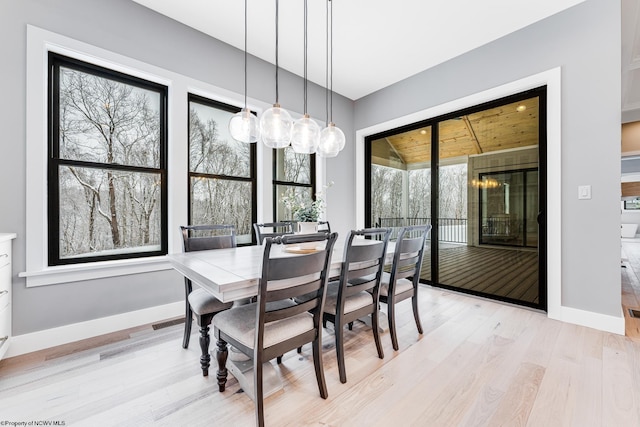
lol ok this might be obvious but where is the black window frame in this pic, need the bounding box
[272,148,317,222]
[187,94,257,245]
[48,52,168,266]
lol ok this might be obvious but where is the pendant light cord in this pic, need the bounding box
[304,0,308,114]
[275,0,279,104]
[325,0,329,125]
[329,0,334,123]
[243,0,248,108]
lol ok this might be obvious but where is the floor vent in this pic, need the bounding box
[629,308,640,318]
[152,317,185,330]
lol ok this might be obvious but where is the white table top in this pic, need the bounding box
[167,240,394,303]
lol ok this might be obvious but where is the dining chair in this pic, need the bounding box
[180,224,235,376]
[253,221,294,244]
[213,232,338,427]
[379,224,431,351]
[323,227,391,384]
[317,221,331,233]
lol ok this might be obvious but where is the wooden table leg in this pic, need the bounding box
[216,338,228,392]
[199,324,211,376]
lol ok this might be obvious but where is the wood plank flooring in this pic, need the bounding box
[1,243,640,425]
[421,245,539,305]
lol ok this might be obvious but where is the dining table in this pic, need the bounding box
[167,237,395,399]
[167,238,395,303]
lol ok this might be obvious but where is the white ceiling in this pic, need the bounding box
[132,0,591,101]
[131,0,638,113]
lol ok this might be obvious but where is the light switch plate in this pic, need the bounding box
[578,185,591,200]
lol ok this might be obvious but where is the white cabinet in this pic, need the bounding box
[0,233,16,361]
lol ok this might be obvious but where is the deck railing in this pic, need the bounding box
[377,217,467,243]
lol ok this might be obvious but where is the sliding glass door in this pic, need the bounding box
[368,125,433,282]
[366,87,546,310]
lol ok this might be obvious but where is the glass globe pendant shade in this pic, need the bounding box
[291,114,321,154]
[337,126,346,151]
[317,122,344,158]
[229,108,259,143]
[259,104,293,148]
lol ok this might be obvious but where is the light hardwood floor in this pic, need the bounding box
[2,244,640,426]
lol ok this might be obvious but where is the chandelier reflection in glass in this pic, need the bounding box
[471,177,502,189]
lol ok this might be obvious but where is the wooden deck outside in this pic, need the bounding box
[419,244,539,305]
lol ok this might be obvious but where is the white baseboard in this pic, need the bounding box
[552,305,625,335]
[5,301,183,358]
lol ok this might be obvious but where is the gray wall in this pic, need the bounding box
[0,0,623,335]
[0,0,354,335]
[355,0,622,316]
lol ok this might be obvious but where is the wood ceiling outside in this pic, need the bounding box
[374,97,539,166]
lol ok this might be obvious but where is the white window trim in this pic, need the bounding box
[22,25,277,287]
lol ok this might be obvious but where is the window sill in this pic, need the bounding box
[19,256,173,287]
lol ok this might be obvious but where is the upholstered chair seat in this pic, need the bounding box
[213,301,314,349]
[188,289,234,317]
[323,281,375,315]
[379,273,414,297]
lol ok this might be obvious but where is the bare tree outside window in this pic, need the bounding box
[371,163,467,227]
[273,147,315,221]
[50,55,167,265]
[408,168,431,219]
[188,96,256,244]
[371,164,404,226]
[278,147,311,184]
[438,164,467,219]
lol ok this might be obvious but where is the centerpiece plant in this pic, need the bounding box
[281,181,333,224]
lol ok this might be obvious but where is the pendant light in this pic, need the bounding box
[260,0,293,148]
[291,0,320,154]
[229,0,260,143]
[318,0,345,157]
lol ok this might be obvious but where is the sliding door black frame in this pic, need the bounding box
[364,86,548,311]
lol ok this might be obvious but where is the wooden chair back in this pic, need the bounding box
[389,224,431,287]
[255,232,338,360]
[253,222,294,244]
[180,224,236,252]
[337,228,391,310]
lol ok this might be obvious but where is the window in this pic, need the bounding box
[188,94,257,245]
[624,198,640,210]
[48,53,168,265]
[273,148,316,221]
[478,169,538,247]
